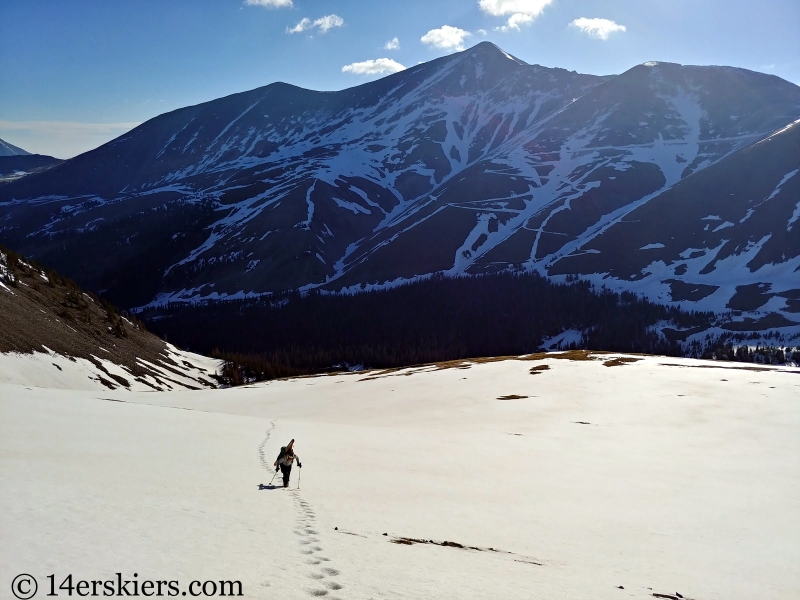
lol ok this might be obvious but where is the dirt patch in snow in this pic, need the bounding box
[389,537,544,565]
[603,357,642,367]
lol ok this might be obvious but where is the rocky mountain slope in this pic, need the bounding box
[0,247,219,390]
[1,43,798,335]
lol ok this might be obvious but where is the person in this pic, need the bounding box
[274,439,302,488]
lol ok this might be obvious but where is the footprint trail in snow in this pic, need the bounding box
[257,421,276,473]
[259,423,344,597]
[292,490,344,597]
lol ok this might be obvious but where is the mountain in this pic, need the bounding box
[1,43,798,337]
[0,154,63,181]
[0,137,30,157]
[0,246,219,391]
[548,122,800,326]
[0,135,62,181]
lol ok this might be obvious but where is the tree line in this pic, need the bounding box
[140,272,714,384]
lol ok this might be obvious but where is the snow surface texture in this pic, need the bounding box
[0,344,220,391]
[2,353,798,599]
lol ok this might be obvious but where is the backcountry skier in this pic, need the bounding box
[274,439,302,487]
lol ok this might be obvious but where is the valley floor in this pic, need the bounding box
[1,352,798,599]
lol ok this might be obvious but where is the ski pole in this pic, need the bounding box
[268,469,278,486]
[297,468,301,490]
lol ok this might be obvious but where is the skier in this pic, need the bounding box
[274,439,302,488]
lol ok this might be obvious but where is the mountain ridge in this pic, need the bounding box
[1,42,798,340]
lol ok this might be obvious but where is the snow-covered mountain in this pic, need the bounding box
[1,43,798,331]
[0,137,30,157]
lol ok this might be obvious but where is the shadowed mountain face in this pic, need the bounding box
[1,43,799,332]
[0,154,63,180]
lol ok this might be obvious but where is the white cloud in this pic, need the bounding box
[342,58,406,75]
[478,0,551,17]
[385,37,400,51]
[569,17,626,40]
[287,18,311,34]
[287,14,343,34]
[244,0,293,7]
[479,0,552,31]
[496,13,533,32]
[477,29,488,36]
[314,14,344,33]
[421,25,472,52]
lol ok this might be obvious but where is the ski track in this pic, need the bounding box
[258,422,344,598]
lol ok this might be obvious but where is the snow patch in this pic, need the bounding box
[712,221,734,232]
[333,197,371,215]
[540,329,583,350]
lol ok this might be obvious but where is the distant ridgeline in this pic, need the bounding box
[141,271,734,382]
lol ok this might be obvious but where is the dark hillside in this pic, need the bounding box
[141,272,714,381]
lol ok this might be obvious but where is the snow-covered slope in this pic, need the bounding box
[1,352,797,599]
[0,248,220,391]
[1,44,798,331]
[547,119,800,333]
[0,343,219,391]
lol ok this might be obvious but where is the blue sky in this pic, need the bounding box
[1,0,798,158]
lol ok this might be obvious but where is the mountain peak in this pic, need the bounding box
[463,41,527,66]
[0,138,31,157]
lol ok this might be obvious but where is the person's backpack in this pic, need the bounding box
[276,446,287,464]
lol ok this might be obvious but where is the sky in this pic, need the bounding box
[1,0,798,159]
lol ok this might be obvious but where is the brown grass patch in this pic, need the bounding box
[603,357,642,367]
[355,349,656,381]
[524,350,613,362]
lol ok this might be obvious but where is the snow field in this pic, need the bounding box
[1,353,798,599]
